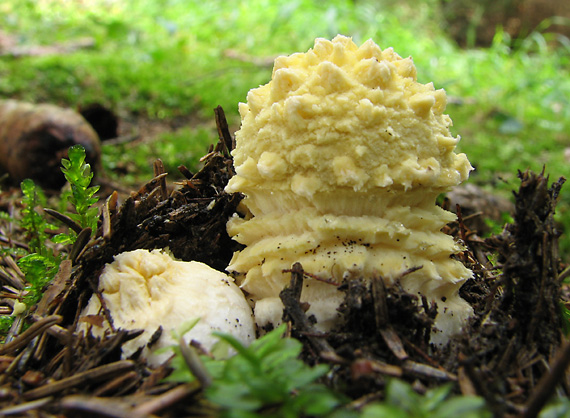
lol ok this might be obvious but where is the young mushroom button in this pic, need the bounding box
[80,249,255,366]
[225,35,474,345]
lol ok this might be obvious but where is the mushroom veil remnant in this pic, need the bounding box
[225,35,473,344]
[80,249,255,366]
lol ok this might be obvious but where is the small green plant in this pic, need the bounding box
[560,302,570,336]
[18,252,60,307]
[168,324,346,417]
[539,396,570,418]
[13,145,99,310]
[0,315,15,337]
[361,379,491,418]
[17,178,61,307]
[19,178,57,256]
[57,144,100,241]
[484,211,515,237]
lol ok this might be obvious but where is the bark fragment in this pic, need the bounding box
[0,100,101,189]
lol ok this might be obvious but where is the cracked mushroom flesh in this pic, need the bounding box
[80,249,255,366]
[225,35,473,344]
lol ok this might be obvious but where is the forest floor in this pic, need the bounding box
[0,109,568,417]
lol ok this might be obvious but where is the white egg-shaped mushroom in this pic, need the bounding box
[225,35,474,345]
[80,249,255,366]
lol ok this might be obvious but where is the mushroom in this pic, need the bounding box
[80,249,255,366]
[225,35,473,344]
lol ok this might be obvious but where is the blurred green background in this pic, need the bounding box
[0,0,569,249]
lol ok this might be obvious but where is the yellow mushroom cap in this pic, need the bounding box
[226,35,473,344]
[226,35,471,197]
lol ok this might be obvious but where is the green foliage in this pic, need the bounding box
[101,126,214,182]
[0,315,15,337]
[61,145,100,231]
[18,252,60,307]
[53,145,100,245]
[483,211,514,236]
[560,301,570,336]
[17,179,61,308]
[168,324,345,417]
[19,179,57,256]
[12,145,100,311]
[150,127,216,177]
[207,327,342,417]
[361,379,491,418]
[540,397,570,418]
[166,325,497,417]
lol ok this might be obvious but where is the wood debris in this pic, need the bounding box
[0,100,102,189]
